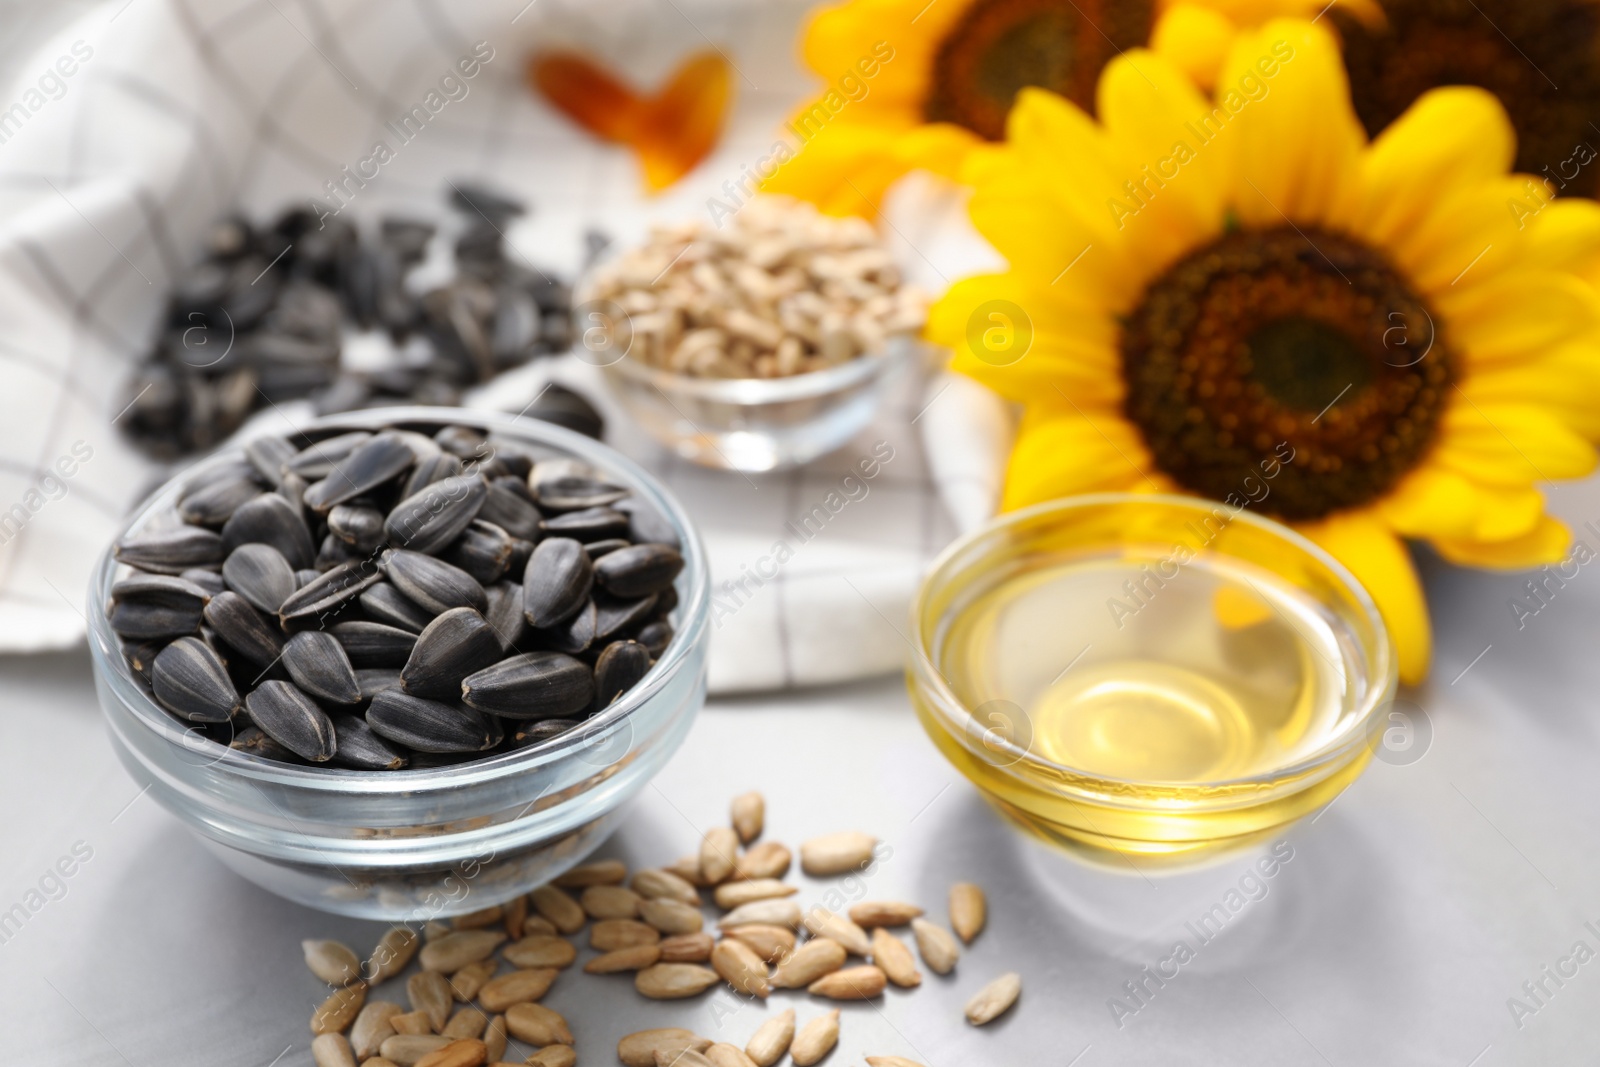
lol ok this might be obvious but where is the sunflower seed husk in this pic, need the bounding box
[331,714,408,770]
[731,791,764,844]
[771,938,846,989]
[718,899,802,931]
[504,1002,573,1045]
[910,918,960,975]
[401,453,465,499]
[510,719,580,748]
[850,901,924,927]
[351,1001,404,1059]
[529,885,586,933]
[593,543,684,598]
[618,1029,710,1067]
[714,879,796,910]
[538,596,596,653]
[247,680,337,761]
[109,596,205,641]
[635,962,720,999]
[581,884,642,920]
[385,474,488,554]
[594,591,659,641]
[304,939,362,985]
[279,560,382,626]
[332,621,418,668]
[383,549,488,615]
[745,1009,795,1067]
[477,479,543,541]
[871,927,922,988]
[503,935,578,969]
[964,971,1021,1025]
[361,582,436,633]
[726,925,795,963]
[733,841,791,881]
[521,538,592,628]
[367,690,494,753]
[711,936,770,998]
[419,929,506,973]
[115,526,225,574]
[706,1044,760,1067]
[179,475,262,527]
[312,1033,357,1067]
[407,970,455,1030]
[700,826,739,885]
[483,580,526,651]
[230,725,297,761]
[540,505,629,543]
[282,630,362,705]
[460,651,593,719]
[440,520,516,585]
[590,919,660,951]
[483,1014,507,1063]
[478,967,558,1012]
[441,1007,488,1040]
[800,831,877,876]
[151,636,241,722]
[245,434,296,486]
[329,504,386,553]
[379,1034,451,1064]
[639,897,703,936]
[531,469,628,512]
[553,858,628,887]
[311,982,367,1035]
[367,928,420,984]
[449,958,497,1002]
[949,882,986,943]
[401,608,503,700]
[305,432,415,511]
[790,1010,840,1067]
[802,908,872,956]
[631,868,700,905]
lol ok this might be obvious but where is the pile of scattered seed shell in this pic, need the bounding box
[120,183,598,458]
[298,793,1018,1067]
[110,419,681,769]
[580,196,928,380]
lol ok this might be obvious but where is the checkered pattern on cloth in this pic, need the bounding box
[0,0,1011,692]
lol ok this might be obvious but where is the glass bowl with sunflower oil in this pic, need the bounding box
[910,493,1396,867]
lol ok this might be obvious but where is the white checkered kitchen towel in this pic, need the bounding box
[0,0,1014,692]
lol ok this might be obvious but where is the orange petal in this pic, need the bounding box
[527,50,644,143]
[637,52,734,191]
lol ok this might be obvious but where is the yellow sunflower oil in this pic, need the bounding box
[912,502,1388,864]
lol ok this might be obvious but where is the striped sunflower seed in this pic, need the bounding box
[530,467,627,512]
[745,1009,795,1067]
[385,474,487,554]
[521,537,592,628]
[304,432,415,511]
[540,505,628,542]
[400,607,503,701]
[332,621,419,668]
[247,681,337,762]
[593,543,684,598]
[287,432,372,480]
[283,630,362,706]
[151,636,241,723]
[360,582,435,633]
[482,580,526,651]
[178,474,261,527]
[949,882,986,943]
[178,567,226,595]
[115,525,226,574]
[594,640,652,706]
[540,597,596,653]
[477,479,543,541]
[593,591,660,641]
[964,971,1021,1025]
[244,434,295,486]
[790,1010,839,1067]
[331,715,408,770]
[460,651,593,719]
[402,453,464,499]
[328,504,386,553]
[222,542,298,613]
[303,939,362,985]
[503,1002,573,1045]
[635,962,720,999]
[203,590,285,666]
[366,690,494,753]
[222,492,315,569]
[771,938,846,989]
[279,560,382,626]
[383,549,488,616]
[617,1029,710,1067]
[440,520,516,585]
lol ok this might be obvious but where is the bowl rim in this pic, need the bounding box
[598,332,916,404]
[89,405,711,794]
[908,491,1398,795]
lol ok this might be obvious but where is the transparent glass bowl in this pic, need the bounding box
[598,337,918,472]
[908,494,1396,868]
[87,407,709,919]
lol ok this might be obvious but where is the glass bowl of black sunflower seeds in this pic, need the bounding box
[87,407,708,919]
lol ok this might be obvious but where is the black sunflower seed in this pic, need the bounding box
[278,470,310,513]
[230,725,298,762]
[126,640,163,684]
[530,464,627,512]
[331,714,408,770]
[618,499,680,549]
[295,568,320,587]
[484,581,527,652]
[331,620,418,668]
[115,526,225,574]
[246,680,337,761]
[281,630,362,706]
[595,640,652,707]
[244,434,296,487]
[180,568,227,595]
[328,504,386,553]
[110,601,203,641]
[539,598,596,654]
[385,474,487,554]
[434,424,489,460]
[203,591,286,667]
[111,573,211,613]
[151,636,241,723]
[302,431,416,512]
[221,493,317,569]
[478,478,544,541]
[400,607,504,700]
[460,651,594,719]
[521,537,591,628]
[401,452,465,499]
[510,718,580,748]
[594,591,658,640]
[440,520,515,585]
[315,533,362,570]
[285,430,371,479]
[539,505,629,543]
[223,542,298,614]
[358,582,434,633]
[278,559,381,626]
[354,667,401,701]
[178,475,262,527]
[593,543,684,598]
[637,619,674,658]
[382,549,488,615]
[366,689,494,753]
[584,538,630,560]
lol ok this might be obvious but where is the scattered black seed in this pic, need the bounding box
[359,582,435,633]
[180,568,228,596]
[281,630,362,706]
[461,651,594,719]
[285,431,371,480]
[385,474,488,554]
[440,520,516,585]
[279,559,381,625]
[593,543,684,598]
[595,640,653,707]
[328,504,386,553]
[244,435,295,487]
[115,527,225,574]
[354,667,402,701]
[521,537,592,628]
[331,620,419,668]
[221,493,317,569]
[584,538,630,560]
[383,548,488,615]
[231,725,299,762]
[366,689,494,753]
[400,607,504,701]
[246,680,337,762]
[151,636,241,723]
[636,620,674,658]
[203,591,286,669]
[331,714,409,770]
[303,431,416,512]
[539,597,596,655]
[618,500,681,549]
[539,505,629,543]
[510,718,580,748]
[401,453,465,499]
[484,581,527,652]
[530,467,628,512]
[594,591,659,641]
[478,478,544,541]
[109,574,210,640]
[222,542,298,614]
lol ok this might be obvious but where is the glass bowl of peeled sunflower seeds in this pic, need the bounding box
[87,407,709,919]
[578,196,929,472]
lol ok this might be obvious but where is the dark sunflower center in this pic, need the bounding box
[1334,0,1600,194]
[1120,227,1454,521]
[924,0,1153,141]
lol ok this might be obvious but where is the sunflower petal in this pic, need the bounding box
[1296,511,1430,685]
[1435,400,1598,485]
[1149,5,1237,92]
[1000,411,1156,509]
[1435,272,1600,365]
[1430,515,1572,570]
[761,118,918,216]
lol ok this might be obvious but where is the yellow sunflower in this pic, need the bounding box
[928,17,1600,684]
[761,0,1379,216]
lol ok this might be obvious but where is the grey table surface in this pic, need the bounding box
[5,472,1600,1067]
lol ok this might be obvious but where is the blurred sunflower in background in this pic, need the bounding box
[928,17,1600,683]
[762,0,1378,215]
[1332,0,1600,198]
